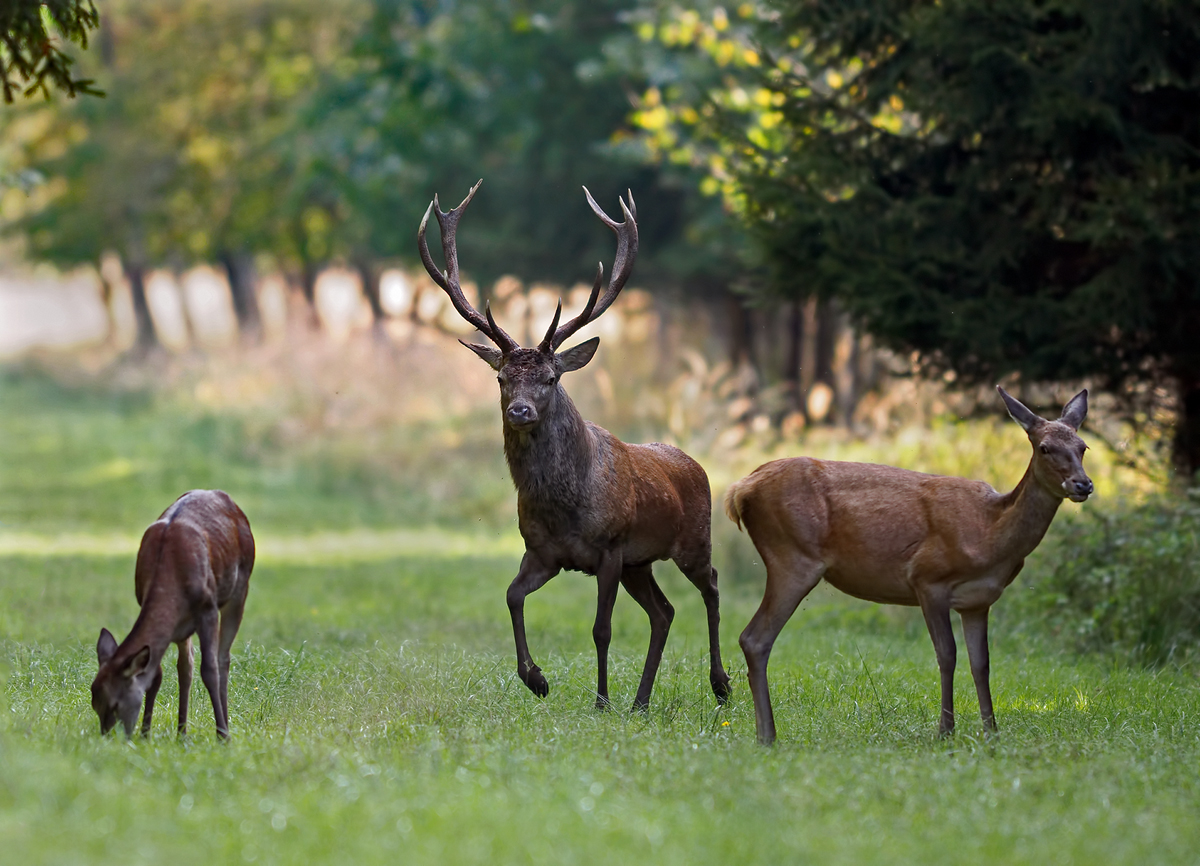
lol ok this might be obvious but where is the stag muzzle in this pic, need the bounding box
[505,402,538,431]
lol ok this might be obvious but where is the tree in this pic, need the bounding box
[635,0,1200,479]
[1,0,101,102]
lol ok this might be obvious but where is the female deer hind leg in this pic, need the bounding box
[738,551,826,745]
[619,563,674,712]
[506,552,560,697]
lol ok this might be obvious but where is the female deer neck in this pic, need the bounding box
[995,461,1063,559]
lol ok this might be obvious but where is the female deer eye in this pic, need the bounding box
[1039,444,1049,455]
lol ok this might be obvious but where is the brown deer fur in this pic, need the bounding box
[418,181,731,709]
[726,387,1092,743]
[91,489,254,739]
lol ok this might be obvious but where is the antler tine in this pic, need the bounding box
[537,299,564,353]
[416,179,517,352]
[551,187,639,349]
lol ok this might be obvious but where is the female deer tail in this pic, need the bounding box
[724,477,751,531]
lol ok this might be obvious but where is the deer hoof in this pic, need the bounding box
[712,673,733,705]
[524,666,549,698]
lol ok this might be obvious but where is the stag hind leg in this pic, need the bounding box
[677,559,732,703]
[739,551,825,745]
[619,564,674,712]
[506,552,559,698]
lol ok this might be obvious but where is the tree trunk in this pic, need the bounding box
[300,260,320,329]
[784,300,803,410]
[355,257,389,342]
[727,291,754,369]
[221,251,261,342]
[1174,374,1200,486]
[125,262,159,353]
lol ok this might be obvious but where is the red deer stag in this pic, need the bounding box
[91,490,255,739]
[418,180,731,710]
[726,387,1092,743]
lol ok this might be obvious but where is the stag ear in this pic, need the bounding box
[97,628,118,665]
[460,339,504,371]
[997,386,1043,433]
[121,645,152,679]
[1059,388,1088,430]
[557,337,600,372]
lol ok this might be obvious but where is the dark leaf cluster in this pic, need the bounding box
[1,0,102,102]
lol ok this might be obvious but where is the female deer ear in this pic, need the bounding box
[557,337,600,372]
[460,339,504,371]
[1059,389,1088,430]
[97,628,118,665]
[121,646,152,679]
[997,386,1043,432]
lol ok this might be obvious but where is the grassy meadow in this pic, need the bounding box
[2,352,1199,866]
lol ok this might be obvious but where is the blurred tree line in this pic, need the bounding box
[3,0,1200,479]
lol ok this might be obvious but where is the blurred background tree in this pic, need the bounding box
[631,0,1200,479]
[1,0,101,102]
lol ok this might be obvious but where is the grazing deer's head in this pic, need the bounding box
[998,386,1093,502]
[418,180,638,434]
[92,627,152,737]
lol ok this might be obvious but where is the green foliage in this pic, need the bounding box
[1014,493,1200,667]
[634,0,1200,472]
[0,0,101,102]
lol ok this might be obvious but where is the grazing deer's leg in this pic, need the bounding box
[917,591,957,736]
[176,637,193,735]
[196,604,228,739]
[592,550,624,709]
[679,561,732,703]
[960,608,996,732]
[620,564,674,712]
[141,663,164,737]
[217,592,248,729]
[506,552,559,697]
[739,553,825,745]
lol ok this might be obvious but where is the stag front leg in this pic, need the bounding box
[592,550,623,709]
[506,552,559,697]
[960,608,996,733]
[918,591,957,736]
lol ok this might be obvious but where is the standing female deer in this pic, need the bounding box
[418,180,731,710]
[726,387,1092,743]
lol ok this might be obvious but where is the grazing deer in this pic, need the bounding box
[91,489,254,739]
[726,387,1092,743]
[418,180,731,710]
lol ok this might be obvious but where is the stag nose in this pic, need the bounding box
[506,402,538,429]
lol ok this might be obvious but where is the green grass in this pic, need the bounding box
[3,370,1199,865]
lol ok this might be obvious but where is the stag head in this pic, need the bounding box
[418,180,639,433]
[998,386,1093,502]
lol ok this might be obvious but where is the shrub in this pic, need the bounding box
[1015,491,1200,667]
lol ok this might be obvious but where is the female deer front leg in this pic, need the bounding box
[961,608,997,733]
[506,553,559,697]
[140,664,164,736]
[917,591,957,736]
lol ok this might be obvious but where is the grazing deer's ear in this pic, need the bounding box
[1059,389,1088,430]
[557,337,600,372]
[997,386,1043,432]
[121,646,151,679]
[97,628,118,665]
[460,339,504,371]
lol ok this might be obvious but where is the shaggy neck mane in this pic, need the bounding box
[503,387,595,513]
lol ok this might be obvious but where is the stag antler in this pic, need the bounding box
[418,179,518,352]
[543,187,639,351]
